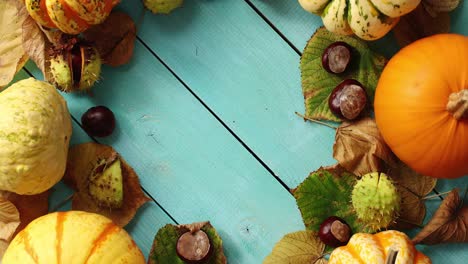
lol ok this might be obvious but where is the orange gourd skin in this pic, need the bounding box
[328,230,431,264]
[374,34,468,179]
[25,0,120,34]
[2,211,145,264]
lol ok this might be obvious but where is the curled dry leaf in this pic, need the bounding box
[388,161,437,229]
[0,191,50,238]
[0,0,29,88]
[0,199,20,242]
[392,4,451,47]
[412,188,468,244]
[264,230,327,264]
[0,198,20,259]
[64,142,151,227]
[22,16,47,73]
[333,117,398,177]
[83,12,136,67]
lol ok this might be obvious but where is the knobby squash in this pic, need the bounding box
[298,0,421,40]
[375,34,468,179]
[2,211,145,264]
[25,0,120,34]
[0,78,71,195]
[328,230,431,264]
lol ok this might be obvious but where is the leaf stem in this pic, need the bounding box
[295,112,338,130]
[423,190,453,200]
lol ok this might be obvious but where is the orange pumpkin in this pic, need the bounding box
[2,211,145,263]
[328,230,431,264]
[375,34,468,179]
[25,0,120,34]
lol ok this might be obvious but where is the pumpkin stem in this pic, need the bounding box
[385,249,399,264]
[447,89,468,120]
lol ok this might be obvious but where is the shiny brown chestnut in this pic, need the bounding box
[318,216,352,247]
[81,106,116,137]
[176,230,212,263]
[322,42,352,74]
[328,79,367,120]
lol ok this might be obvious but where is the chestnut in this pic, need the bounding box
[328,79,367,120]
[322,42,352,74]
[318,216,352,247]
[176,230,212,263]
[81,106,116,137]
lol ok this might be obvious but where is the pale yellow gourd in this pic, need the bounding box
[0,78,72,195]
[329,230,431,264]
[2,211,146,264]
[298,0,421,40]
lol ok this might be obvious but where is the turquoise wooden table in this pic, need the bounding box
[12,0,468,263]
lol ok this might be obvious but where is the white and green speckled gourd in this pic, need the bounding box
[0,78,72,195]
[298,0,421,40]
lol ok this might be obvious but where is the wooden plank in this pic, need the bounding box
[119,1,337,188]
[248,1,468,262]
[8,69,175,260]
[247,0,400,57]
[25,38,305,262]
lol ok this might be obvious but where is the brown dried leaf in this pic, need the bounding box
[389,161,437,229]
[83,12,136,67]
[412,189,468,244]
[0,197,20,260]
[394,188,426,229]
[22,16,48,73]
[0,240,9,260]
[333,117,398,177]
[393,4,450,48]
[0,0,29,87]
[0,199,20,242]
[64,142,151,227]
[389,160,437,197]
[1,191,50,237]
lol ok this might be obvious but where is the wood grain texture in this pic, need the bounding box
[127,1,467,262]
[249,1,468,262]
[4,71,176,260]
[120,0,337,188]
[25,36,305,262]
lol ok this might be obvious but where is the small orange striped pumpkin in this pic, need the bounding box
[25,0,120,34]
[2,211,145,264]
[328,230,431,264]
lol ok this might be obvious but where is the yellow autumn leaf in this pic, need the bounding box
[264,231,327,264]
[0,0,29,88]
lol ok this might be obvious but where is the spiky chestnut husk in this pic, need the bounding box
[78,45,101,91]
[351,172,400,232]
[88,154,124,209]
[143,0,183,14]
[47,43,101,92]
[48,53,74,92]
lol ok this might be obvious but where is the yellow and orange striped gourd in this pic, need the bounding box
[329,230,431,264]
[2,211,145,264]
[25,0,120,34]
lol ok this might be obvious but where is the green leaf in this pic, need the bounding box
[148,222,227,264]
[263,230,327,264]
[293,166,370,233]
[300,27,387,121]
